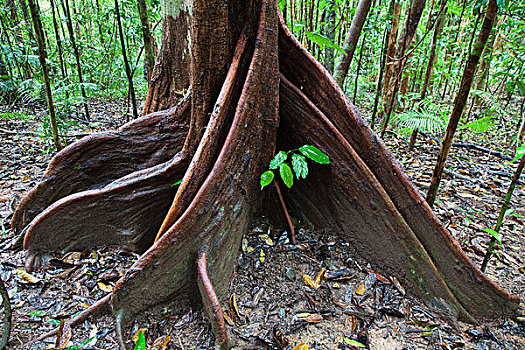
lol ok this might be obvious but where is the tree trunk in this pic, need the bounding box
[381,0,426,137]
[141,2,190,115]
[409,0,447,149]
[322,0,336,73]
[62,0,90,120]
[27,0,62,152]
[426,0,498,207]
[14,1,519,347]
[136,0,156,80]
[333,0,371,88]
[114,0,138,120]
[50,0,67,79]
[371,0,396,127]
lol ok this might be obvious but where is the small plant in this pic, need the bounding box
[260,145,330,190]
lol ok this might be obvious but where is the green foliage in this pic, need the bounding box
[133,331,146,350]
[261,145,330,190]
[391,99,448,135]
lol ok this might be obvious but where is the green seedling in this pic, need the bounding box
[260,145,330,190]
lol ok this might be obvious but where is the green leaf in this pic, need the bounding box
[512,144,525,163]
[270,151,287,169]
[305,31,347,56]
[459,116,494,133]
[299,145,330,164]
[171,179,183,187]
[343,338,366,347]
[279,163,293,188]
[482,228,503,247]
[260,170,274,190]
[134,331,146,350]
[292,154,308,179]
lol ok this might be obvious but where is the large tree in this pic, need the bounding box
[12,0,518,348]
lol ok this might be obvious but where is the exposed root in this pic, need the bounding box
[0,278,11,350]
[197,248,228,350]
[30,294,110,345]
[115,309,127,350]
[273,181,296,244]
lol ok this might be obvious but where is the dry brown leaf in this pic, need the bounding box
[97,281,113,293]
[55,320,72,349]
[148,335,171,350]
[305,314,323,323]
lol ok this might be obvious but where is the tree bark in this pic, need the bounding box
[333,0,371,88]
[27,0,62,152]
[141,1,190,115]
[136,0,156,81]
[426,0,498,207]
[14,1,519,346]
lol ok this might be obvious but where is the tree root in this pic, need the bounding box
[197,248,228,350]
[273,181,296,245]
[0,277,11,350]
[12,93,190,234]
[30,294,110,345]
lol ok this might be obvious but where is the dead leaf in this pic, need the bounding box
[230,293,241,317]
[15,269,41,284]
[305,314,323,323]
[391,277,406,296]
[291,342,308,350]
[314,268,326,285]
[148,335,171,350]
[223,312,235,326]
[55,320,72,349]
[302,274,320,289]
[132,328,148,343]
[97,281,113,293]
[355,284,366,295]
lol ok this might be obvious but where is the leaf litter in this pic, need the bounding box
[0,101,524,349]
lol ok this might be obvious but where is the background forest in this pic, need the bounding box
[1,0,525,349]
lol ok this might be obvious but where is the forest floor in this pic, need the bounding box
[0,99,524,350]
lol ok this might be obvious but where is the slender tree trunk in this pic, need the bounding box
[137,0,156,80]
[62,0,90,120]
[481,154,525,271]
[426,0,498,207]
[371,0,395,127]
[409,0,447,149]
[381,0,426,137]
[94,0,105,46]
[115,0,138,119]
[333,0,371,88]
[27,0,62,151]
[18,0,36,43]
[352,32,367,103]
[382,1,401,101]
[50,0,67,79]
[323,0,336,73]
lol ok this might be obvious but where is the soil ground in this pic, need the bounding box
[0,99,524,349]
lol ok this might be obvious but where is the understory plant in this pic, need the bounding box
[260,145,330,189]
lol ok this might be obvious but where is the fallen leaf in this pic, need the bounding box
[391,277,406,296]
[302,274,320,289]
[291,342,308,350]
[314,268,326,285]
[355,284,366,295]
[97,282,113,293]
[15,269,41,284]
[55,320,72,349]
[148,335,171,350]
[132,328,148,343]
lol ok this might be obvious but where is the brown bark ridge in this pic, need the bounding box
[426,0,499,207]
[15,1,519,344]
[333,0,371,88]
[142,6,190,115]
